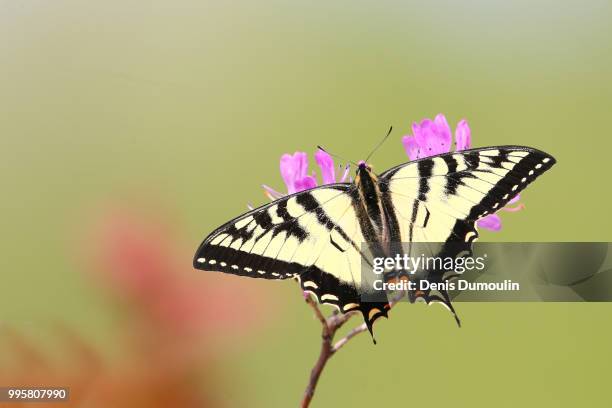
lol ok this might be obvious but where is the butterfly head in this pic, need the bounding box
[357,160,372,172]
[356,160,377,186]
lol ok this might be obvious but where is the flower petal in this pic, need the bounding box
[415,118,451,157]
[294,175,317,192]
[402,135,422,161]
[339,164,351,183]
[280,152,309,194]
[455,119,471,151]
[507,194,520,205]
[411,121,424,142]
[297,152,309,178]
[279,155,295,194]
[315,149,336,185]
[477,214,502,231]
[413,119,433,146]
[434,114,452,151]
[262,184,284,200]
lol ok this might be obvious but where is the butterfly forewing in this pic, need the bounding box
[380,146,555,244]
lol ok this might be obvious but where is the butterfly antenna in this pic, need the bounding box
[364,126,393,163]
[316,145,359,167]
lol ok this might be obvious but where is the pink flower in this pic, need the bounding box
[455,119,471,151]
[279,152,316,194]
[402,114,522,232]
[315,149,336,185]
[264,149,350,199]
[475,213,501,231]
[402,114,470,160]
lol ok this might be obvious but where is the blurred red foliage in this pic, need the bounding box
[88,206,272,343]
[0,204,277,407]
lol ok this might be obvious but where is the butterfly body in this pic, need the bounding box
[194,146,556,335]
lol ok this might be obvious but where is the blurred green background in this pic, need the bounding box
[1,0,611,407]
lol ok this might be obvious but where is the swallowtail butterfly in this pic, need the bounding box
[194,146,555,335]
